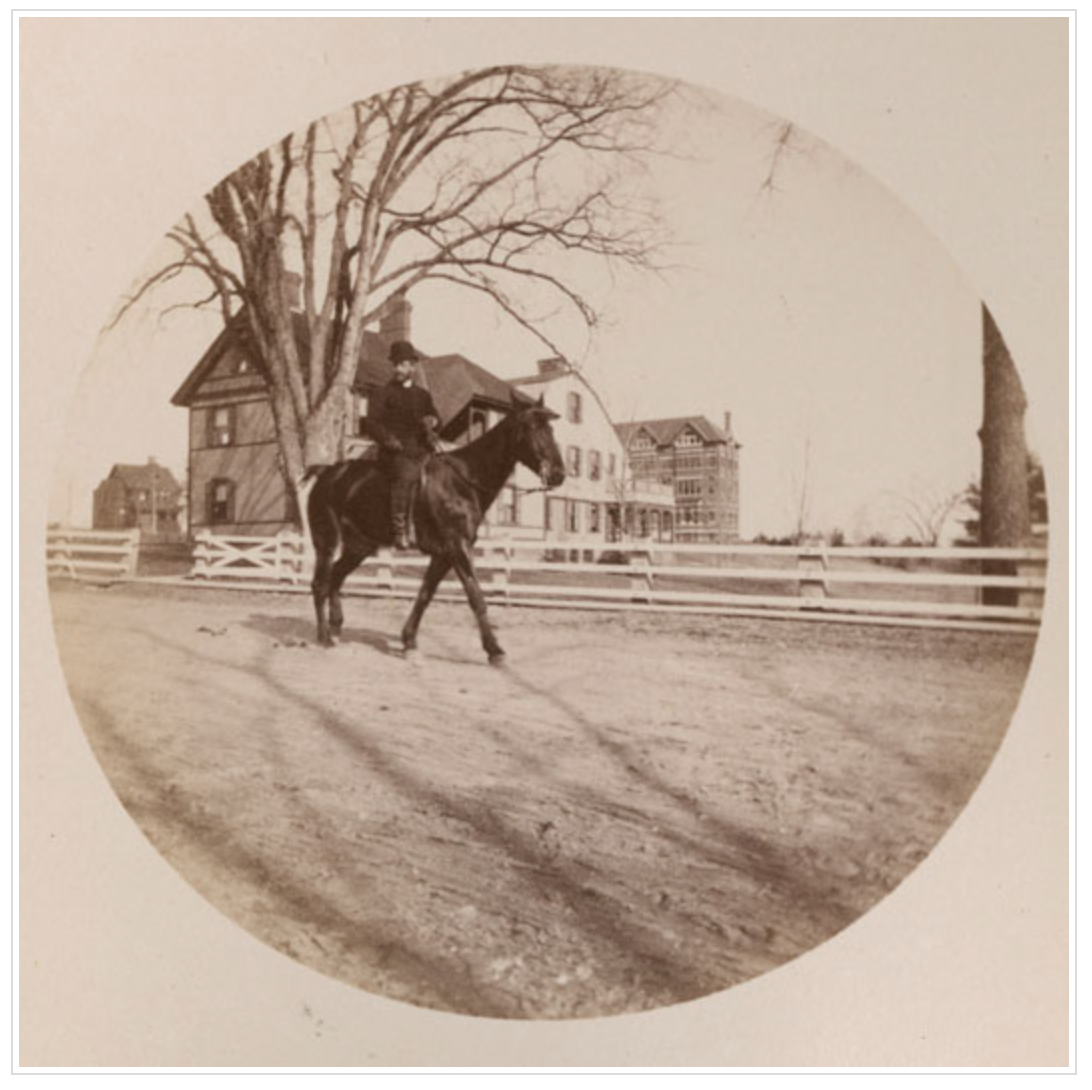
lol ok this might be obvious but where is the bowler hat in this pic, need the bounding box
[389,340,419,364]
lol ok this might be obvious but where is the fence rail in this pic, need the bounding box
[182,530,1048,632]
[46,527,141,581]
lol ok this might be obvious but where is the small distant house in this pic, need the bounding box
[615,414,742,543]
[171,295,531,536]
[92,458,184,540]
[510,359,675,543]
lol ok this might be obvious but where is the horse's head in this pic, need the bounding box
[513,396,566,488]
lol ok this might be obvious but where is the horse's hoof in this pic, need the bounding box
[403,646,419,662]
[488,652,507,667]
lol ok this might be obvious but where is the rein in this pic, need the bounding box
[430,456,552,499]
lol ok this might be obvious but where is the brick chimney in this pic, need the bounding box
[379,294,413,344]
[723,411,733,436]
[537,357,568,376]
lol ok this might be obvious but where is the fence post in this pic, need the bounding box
[798,548,827,605]
[376,549,395,596]
[1016,557,1046,611]
[126,529,141,578]
[192,530,211,579]
[275,528,300,583]
[629,547,654,603]
[48,530,75,578]
[488,541,511,605]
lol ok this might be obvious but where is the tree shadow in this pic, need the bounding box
[70,689,501,1016]
[121,626,739,1012]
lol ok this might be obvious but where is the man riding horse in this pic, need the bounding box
[365,340,442,550]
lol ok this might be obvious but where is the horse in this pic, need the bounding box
[302,398,566,664]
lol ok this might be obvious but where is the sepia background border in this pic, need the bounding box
[18,14,1071,1067]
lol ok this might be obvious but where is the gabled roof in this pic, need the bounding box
[105,463,182,492]
[615,415,731,448]
[353,332,532,422]
[170,313,255,407]
[172,312,529,424]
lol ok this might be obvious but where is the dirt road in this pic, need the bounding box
[48,581,1036,1019]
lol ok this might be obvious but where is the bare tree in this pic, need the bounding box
[789,432,813,545]
[888,484,969,547]
[117,66,676,513]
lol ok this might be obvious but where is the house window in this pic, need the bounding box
[470,408,488,440]
[631,432,654,451]
[677,479,702,497]
[357,395,369,437]
[208,478,235,524]
[589,503,601,534]
[607,453,617,477]
[567,391,583,424]
[675,429,702,448]
[566,500,580,533]
[236,358,252,375]
[588,450,601,481]
[497,486,519,527]
[208,405,235,447]
[567,445,582,477]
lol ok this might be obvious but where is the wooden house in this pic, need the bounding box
[171,296,531,536]
[510,359,676,544]
[92,458,184,540]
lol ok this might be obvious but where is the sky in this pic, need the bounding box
[48,79,1010,542]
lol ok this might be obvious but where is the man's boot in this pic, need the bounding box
[392,513,410,551]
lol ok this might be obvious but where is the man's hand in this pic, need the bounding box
[422,416,442,453]
[384,437,404,453]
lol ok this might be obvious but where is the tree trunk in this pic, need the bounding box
[272,381,348,535]
[979,304,1030,605]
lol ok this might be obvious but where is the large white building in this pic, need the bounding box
[489,359,675,546]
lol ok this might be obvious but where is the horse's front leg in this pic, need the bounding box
[401,554,451,655]
[327,545,371,640]
[311,547,336,647]
[451,547,505,665]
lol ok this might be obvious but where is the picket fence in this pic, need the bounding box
[46,527,141,582]
[186,529,1048,633]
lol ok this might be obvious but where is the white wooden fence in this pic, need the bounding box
[46,527,141,582]
[188,530,1048,632]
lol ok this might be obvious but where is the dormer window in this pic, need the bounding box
[567,391,583,424]
[236,358,252,375]
[631,432,655,451]
[675,429,702,448]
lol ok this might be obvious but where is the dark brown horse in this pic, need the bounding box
[303,399,566,664]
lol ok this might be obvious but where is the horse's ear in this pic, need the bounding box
[533,393,559,420]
